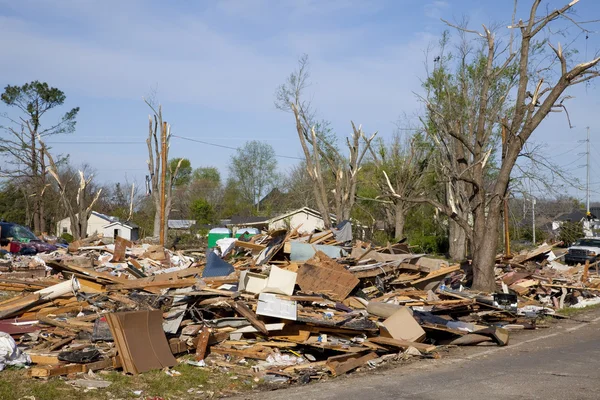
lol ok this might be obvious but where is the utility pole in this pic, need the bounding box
[159,121,168,246]
[532,198,536,245]
[587,126,591,214]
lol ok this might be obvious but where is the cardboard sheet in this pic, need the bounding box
[380,307,426,343]
[106,310,177,374]
[238,271,268,294]
[262,266,297,296]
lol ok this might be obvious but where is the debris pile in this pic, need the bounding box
[0,229,588,384]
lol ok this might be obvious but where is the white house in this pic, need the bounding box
[57,211,117,238]
[268,207,336,234]
[102,221,140,241]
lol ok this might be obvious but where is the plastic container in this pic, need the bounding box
[207,228,232,249]
[235,227,260,239]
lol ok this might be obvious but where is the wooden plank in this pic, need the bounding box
[78,278,106,293]
[210,345,272,360]
[327,352,377,376]
[170,339,191,355]
[232,301,268,335]
[112,236,133,262]
[37,314,93,333]
[106,277,197,291]
[29,353,61,365]
[409,265,461,285]
[29,363,84,377]
[367,336,436,353]
[0,293,41,318]
[234,240,266,251]
[194,326,210,361]
[83,356,122,372]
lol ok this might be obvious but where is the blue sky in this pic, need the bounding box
[0,0,599,200]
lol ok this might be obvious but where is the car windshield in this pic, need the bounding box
[575,239,600,247]
[4,225,38,242]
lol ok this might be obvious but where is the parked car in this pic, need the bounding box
[0,222,57,254]
[564,237,600,265]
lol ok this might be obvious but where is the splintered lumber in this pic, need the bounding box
[28,357,122,377]
[367,336,437,353]
[234,240,266,252]
[409,265,461,285]
[112,236,133,262]
[210,345,272,360]
[28,353,61,365]
[326,352,378,376]
[37,314,93,333]
[106,277,197,291]
[232,301,268,335]
[296,263,359,301]
[29,363,84,377]
[0,293,41,319]
[195,326,211,361]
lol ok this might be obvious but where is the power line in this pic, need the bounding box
[171,134,304,160]
[46,136,305,161]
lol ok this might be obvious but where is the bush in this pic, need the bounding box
[60,232,74,243]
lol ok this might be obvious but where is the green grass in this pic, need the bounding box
[0,360,256,400]
[555,302,600,317]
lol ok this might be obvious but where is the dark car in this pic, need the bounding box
[0,222,58,254]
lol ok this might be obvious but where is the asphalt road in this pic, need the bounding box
[233,309,600,400]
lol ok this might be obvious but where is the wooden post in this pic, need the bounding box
[159,121,168,246]
[501,121,511,259]
[503,198,511,258]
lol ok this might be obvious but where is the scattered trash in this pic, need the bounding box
[0,232,592,385]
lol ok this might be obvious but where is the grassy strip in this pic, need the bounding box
[0,362,255,400]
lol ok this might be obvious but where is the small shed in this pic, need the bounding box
[102,221,140,241]
[268,207,336,234]
[57,211,117,238]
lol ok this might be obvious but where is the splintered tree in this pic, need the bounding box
[371,133,430,240]
[0,81,79,234]
[276,55,377,227]
[385,0,600,290]
[39,139,102,240]
[145,100,184,244]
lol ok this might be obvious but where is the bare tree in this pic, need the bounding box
[371,133,430,240]
[144,100,183,244]
[385,0,600,290]
[276,55,377,227]
[40,140,102,240]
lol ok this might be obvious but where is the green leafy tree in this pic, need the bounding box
[0,81,79,233]
[229,141,278,213]
[168,158,192,187]
[190,198,216,225]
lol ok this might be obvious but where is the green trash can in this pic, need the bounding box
[207,228,232,248]
[235,227,259,239]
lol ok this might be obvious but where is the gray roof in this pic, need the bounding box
[168,220,195,229]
